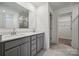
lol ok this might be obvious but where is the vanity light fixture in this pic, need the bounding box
[2,10,6,13]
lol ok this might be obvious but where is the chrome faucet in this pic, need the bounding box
[11,28,16,35]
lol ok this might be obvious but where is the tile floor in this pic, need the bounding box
[37,44,79,56]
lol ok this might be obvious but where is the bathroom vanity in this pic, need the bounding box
[0,32,44,56]
[0,2,45,56]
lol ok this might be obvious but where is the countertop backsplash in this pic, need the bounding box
[0,28,34,35]
[0,29,13,35]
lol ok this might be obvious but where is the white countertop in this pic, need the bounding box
[0,32,44,42]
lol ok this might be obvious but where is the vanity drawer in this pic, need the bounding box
[31,35,36,41]
[5,37,30,50]
[5,39,21,50]
[20,37,30,43]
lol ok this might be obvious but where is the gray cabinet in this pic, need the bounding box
[5,41,30,56]
[20,42,30,56]
[37,35,41,52]
[30,35,36,56]
[0,33,44,56]
[4,37,30,56]
[20,37,30,56]
[0,43,3,56]
[37,33,44,53]
[31,49,36,56]
[5,47,19,56]
[40,34,44,49]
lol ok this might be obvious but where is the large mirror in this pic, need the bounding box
[0,2,29,29]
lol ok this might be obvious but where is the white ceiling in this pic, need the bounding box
[31,2,79,10]
[0,2,79,12]
[49,2,79,10]
[31,2,45,8]
[0,2,28,13]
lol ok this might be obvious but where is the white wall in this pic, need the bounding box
[29,11,36,31]
[17,2,50,49]
[54,5,79,49]
[36,3,50,49]
[72,7,78,49]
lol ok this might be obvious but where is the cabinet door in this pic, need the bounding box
[5,47,19,56]
[20,42,30,56]
[0,43,3,56]
[30,35,36,56]
[37,36,41,52]
[40,35,44,49]
[37,33,44,52]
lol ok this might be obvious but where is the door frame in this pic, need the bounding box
[49,12,54,46]
[57,12,72,45]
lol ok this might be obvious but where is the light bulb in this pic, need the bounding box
[2,10,6,13]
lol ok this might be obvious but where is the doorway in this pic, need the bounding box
[49,12,53,46]
[57,12,72,46]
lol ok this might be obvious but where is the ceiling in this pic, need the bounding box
[31,2,79,10]
[49,2,79,10]
[0,2,28,13]
[31,2,46,8]
[0,2,79,12]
